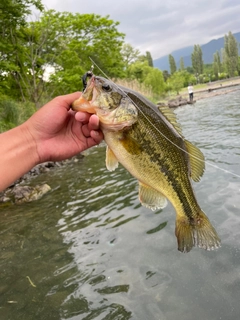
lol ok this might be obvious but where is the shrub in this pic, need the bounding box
[0,98,35,133]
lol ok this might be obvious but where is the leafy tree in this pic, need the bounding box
[167,72,183,95]
[16,11,125,101]
[180,57,185,70]
[146,51,153,67]
[143,68,165,95]
[186,66,194,74]
[162,70,170,82]
[213,51,222,78]
[168,54,176,74]
[7,19,59,107]
[0,0,44,98]
[223,31,239,77]
[127,61,151,82]
[167,70,192,94]
[135,51,154,67]
[121,43,141,69]
[191,45,203,75]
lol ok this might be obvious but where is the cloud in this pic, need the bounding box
[40,0,240,59]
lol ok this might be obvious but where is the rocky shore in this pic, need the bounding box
[0,156,83,205]
[159,78,240,108]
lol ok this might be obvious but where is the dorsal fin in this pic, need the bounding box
[185,140,205,182]
[158,105,182,136]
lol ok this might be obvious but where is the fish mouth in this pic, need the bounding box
[72,76,97,113]
[72,96,95,113]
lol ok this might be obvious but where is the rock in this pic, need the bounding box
[167,96,189,108]
[8,184,51,204]
[0,155,84,205]
[168,100,179,108]
[0,196,11,203]
[179,99,188,106]
[157,102,167,107]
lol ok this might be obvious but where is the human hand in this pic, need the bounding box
[24,92,103,163]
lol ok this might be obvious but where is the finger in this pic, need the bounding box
[75,111,91,123]
[62,92,82,107]
[88,114,100,130]
[52,92,82,111]
[82,123,91,138]
[90,130,103,143]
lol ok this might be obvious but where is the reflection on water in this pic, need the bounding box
[1,90,240,319]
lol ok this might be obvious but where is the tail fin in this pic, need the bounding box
[175,211,221,253]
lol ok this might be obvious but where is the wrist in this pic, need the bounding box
[0,123,40,191]
[19,122,41,166]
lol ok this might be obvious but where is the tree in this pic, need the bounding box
[168,54,176,75]
[180,57,185,70]
[213,51,222,78]
[121,43,141,69]
[134,51,154,67]
[162,70,170,82]
[167,71,184,95]
[143,68,165,95]
[191,45,203,75]
[13,10,125,101]
[146,51,153,67]
[0,0,44,98]
[223,31,239,77]
[127,61,151,82]
[167,70,192,94]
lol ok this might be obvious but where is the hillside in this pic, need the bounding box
[153,31,240,72]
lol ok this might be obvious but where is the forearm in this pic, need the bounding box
[0,124,39,192]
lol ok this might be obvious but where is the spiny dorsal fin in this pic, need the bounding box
[185,140,205,182]
[158,105,182,136]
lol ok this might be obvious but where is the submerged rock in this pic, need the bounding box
[0,155,84,205]
[3,184,51,204]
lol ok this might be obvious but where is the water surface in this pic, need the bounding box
[1,91,240,319]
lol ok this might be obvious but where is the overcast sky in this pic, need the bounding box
[40,0,240,59]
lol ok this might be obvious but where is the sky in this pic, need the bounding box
[40,0,240,60]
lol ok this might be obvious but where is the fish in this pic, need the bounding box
[72,75,221,252]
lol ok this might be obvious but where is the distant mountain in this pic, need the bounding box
[153,32,240,72]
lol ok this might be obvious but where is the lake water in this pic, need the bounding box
[1,91,240,320]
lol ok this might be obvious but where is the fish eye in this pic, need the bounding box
[102,83,111,92]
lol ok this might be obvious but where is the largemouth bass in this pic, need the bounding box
[72,75,220,252]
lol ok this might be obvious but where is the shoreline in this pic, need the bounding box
[164,79,240,108]
[182,78,240,102]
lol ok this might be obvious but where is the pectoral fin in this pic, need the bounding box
[139,182,167,211]
[106,146,119,171]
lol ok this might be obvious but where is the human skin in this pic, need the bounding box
[0,92,103,191]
